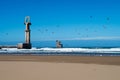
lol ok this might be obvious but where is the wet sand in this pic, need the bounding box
[0,55,120,80]
[0,55,120,65]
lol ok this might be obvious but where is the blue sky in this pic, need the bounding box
[0,0,120,41]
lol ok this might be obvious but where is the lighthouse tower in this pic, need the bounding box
[24,16,31,44]
[17,16,32,49]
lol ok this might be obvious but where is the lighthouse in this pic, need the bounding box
[17,16,32,49]
[24,16,31,44]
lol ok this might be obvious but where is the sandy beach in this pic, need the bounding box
[0,56,120,80]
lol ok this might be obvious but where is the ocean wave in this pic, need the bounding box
[1,47,120,53]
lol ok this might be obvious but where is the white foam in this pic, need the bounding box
[1,47,120,53]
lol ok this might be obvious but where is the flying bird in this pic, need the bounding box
[52,32,55,34]
[90,16,93,19]
[107,17,110,21]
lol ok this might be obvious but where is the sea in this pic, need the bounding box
[0,40,120,56]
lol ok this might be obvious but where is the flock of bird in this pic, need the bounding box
[0,16,110,40]
[36,16,110,38]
